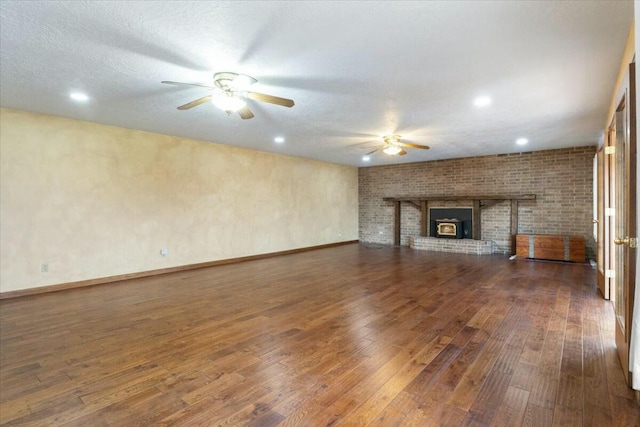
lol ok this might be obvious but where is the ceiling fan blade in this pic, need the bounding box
[177,95,213,110]
[398,149,408,155]
[247,92,295,107]
[399,142,430,150]
[366,146,386,155]
[162,81,215,90]
[350,139,379,148]
[237,106,255,120]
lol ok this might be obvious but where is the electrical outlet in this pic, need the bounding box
[160,248,168,257]
[41,263,48,273]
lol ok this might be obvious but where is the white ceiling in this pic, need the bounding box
[0,1,633,167]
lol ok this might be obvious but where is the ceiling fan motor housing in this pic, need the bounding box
[214,72,257,92]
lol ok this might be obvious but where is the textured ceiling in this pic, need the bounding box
[0,1,633,167]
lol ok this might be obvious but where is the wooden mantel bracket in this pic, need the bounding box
[382,194,536,245]
[480,200,501,209]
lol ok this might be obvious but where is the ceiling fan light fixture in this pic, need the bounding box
[383,145,402,155]
[211,92,246,112]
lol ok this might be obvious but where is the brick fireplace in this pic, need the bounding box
[358,147,596,257]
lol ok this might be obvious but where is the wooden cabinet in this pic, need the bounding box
[516,234,585,263]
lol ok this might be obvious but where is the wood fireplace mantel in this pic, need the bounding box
[382,194,536,246]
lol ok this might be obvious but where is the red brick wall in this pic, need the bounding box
[359,146,596,258]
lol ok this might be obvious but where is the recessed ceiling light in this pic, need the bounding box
[362,156,370,162]
[516,138,528,145]
[474,96,491,107]
[274,136,285,144]
[70,92,89,102]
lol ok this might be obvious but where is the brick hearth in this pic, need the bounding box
[408,236,495,255]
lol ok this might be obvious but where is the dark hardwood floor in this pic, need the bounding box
[1,243,639,426]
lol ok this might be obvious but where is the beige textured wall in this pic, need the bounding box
[0,109,359,293]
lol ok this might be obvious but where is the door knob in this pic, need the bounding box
[614,237,629,245]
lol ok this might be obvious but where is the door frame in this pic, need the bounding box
[611,62,637,386]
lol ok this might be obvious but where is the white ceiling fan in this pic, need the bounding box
[366,135,431,156]
[161,72,295,119]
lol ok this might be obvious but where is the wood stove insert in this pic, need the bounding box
[436,219,464,239]
[430,208,472,239]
